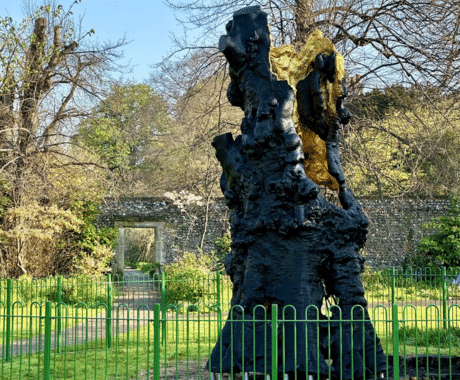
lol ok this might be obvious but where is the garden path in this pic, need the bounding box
[3,270,457,358]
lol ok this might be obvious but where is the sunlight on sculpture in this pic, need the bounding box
[270,30,346,191]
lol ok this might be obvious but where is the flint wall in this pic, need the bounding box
[101,197,451,268]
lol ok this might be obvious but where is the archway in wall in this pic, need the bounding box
[113,221,165,275]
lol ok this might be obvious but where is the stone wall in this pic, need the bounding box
[359,198,451,268]
[101,197,451,269]
[101,197,230,265]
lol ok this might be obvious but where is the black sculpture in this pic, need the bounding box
[208,6,386,379]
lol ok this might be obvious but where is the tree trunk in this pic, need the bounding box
[19,18,47,157]
[294,0,315,47]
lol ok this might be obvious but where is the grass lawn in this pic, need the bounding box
[1,272,460,379]
[0,314,217,379]
[1,304,104,341]
[2,305,460,379]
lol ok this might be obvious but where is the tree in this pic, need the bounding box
[0,2,127,277]
[343,85,460,198]
[415,195,460,268]
[78,83,171,195]
[163,0,460,91]
[152,0,460,199]
[167,69,242,197]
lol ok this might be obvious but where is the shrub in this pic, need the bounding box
[163,252,215,307]
[72,242,114,277]
[0,203,83,278]
[135,261,161,278]
[15,276,61,304]
[0,197,116,279]
[15,274,112,308]
[214,231,231,261]
[68,199,117,276]
[361,267,388,292]
[60,275,112,307]
[415,195,460,268]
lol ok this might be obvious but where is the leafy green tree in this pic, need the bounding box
[343,85,460,198]
[0,2,126,277]
[416,195,460,267]
[78,84,171,194]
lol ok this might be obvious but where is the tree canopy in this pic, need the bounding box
[151,0,460,199]
[343,85,460,198]
[0,2,127,277]
[78,83,171,195]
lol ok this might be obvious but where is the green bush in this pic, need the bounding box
[60,275,112,307]
[361,267,389,291]
[415,195,460,268]
[15,276,61,304]
[163,252,215,307]
[68,199,118,276]
[135,261,161,278]
[214,231,231,260]
[14,274,112,308]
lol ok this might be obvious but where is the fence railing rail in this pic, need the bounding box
[1,267,460,379]
[1,301,460,379]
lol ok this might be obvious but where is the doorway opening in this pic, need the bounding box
[113,221,165,275]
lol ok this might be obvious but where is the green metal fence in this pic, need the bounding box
[1,267,460,379]
[2,267,459,315]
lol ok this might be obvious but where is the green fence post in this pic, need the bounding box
[56,276,62,354]
[153,303,161,380]
[442,267,448,329]
[160,272,166,308]
[216,271,221,310]
[392,303,399,380]
[43,301,52,380]
[271,304,278,380]
[391,267,396,307]
[106,275,112,348]
[4,279,12,362]
[161,272,166,345]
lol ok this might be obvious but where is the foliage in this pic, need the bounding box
[163,252,215,306]
[68,199,117,276]
[344,86,460,198]
[0,155,117,278]
[0,3,125,277]
[135,261,161,278]
[350,86,420,121]
[72,243,115,277]
[416,195,460,267]
[124,228,156,267]
[78,84,171,195]
[214,231,231,261]
[360,267,388,293]
[15,274,112,308]
[0,202,83,278]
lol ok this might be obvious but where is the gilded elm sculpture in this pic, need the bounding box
[208,6,386,379]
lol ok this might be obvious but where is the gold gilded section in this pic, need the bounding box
[269,30,345,191]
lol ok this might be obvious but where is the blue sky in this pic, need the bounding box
[2,0,183,83]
